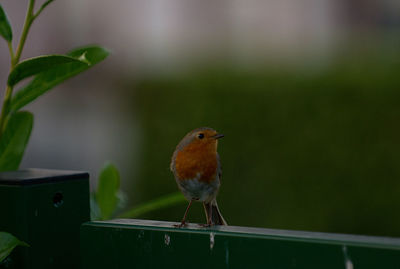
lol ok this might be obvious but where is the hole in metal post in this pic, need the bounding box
[53,192,64,208]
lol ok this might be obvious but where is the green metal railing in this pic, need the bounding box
[1,169,400,268]
[81,219,400,268]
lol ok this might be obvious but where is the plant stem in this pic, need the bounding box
[13,0,35,66]
[33,0,54,20]
[0,85,13,133]
[117,192,186,219]
[0,0,36,136]
[7,42,14,66]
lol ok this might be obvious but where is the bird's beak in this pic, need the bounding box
[212,133,224,139]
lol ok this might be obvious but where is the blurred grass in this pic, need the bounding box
[128,49,400,237]
[117,192,185,219]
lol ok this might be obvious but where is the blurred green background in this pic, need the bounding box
[130,46,400,237]
[1,0,400,238]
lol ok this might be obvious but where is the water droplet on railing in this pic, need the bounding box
[345,259,354,269]
[138,230,145,239]
[164,234,171,246]
[210,232,215,250]
[342,245,354,269]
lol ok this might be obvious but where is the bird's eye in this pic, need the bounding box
[198,133,204,139]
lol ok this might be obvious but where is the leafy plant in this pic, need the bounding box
[0,1,109,172]
[0,2,184,263]
[91,162,123,220]
[91,162,186,221]
[0,232,28,263]
[0,0,108,262]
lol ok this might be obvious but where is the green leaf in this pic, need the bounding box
[0,232,29,263]
[40,0,54,11]
[117,192,186,219]
[0,4,12,42]
[0,111,33,171]
[8,55,88,87]
[67,46,109,62]
[10,46,109,112]
[96,162,120,220]
[34,0,55,19]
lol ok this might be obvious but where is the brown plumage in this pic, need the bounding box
[170,127,227,227]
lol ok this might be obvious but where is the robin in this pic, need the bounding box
[170,127,227,227]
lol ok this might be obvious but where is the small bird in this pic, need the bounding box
[170,127,227,227]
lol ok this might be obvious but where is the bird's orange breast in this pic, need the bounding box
[174,143,218,183]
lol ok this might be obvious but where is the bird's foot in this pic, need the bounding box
[174,221,188,228]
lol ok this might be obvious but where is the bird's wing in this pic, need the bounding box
[170,149,177,172]
[217,153,222,180]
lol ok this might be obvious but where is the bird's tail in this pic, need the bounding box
[203,199,227,225]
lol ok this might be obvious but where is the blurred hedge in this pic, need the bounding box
[129,54,400,237]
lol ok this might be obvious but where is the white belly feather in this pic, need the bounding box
[177,173,220,203]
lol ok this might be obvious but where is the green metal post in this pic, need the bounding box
[0,169,90,268]
[81,219,400,269]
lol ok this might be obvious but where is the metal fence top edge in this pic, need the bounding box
[0,168,89,185]
[82,219,400,250]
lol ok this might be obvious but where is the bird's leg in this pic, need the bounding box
[208,203,213,225]
[206,202,213,226]
[174,200,193,228]
[200,202,213,227]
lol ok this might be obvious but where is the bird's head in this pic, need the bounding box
[177,127,224,151]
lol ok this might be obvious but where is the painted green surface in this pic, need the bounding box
[0,169,90,268]
[80,219,400,268]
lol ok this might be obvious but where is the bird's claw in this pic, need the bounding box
[174,221,188,228]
